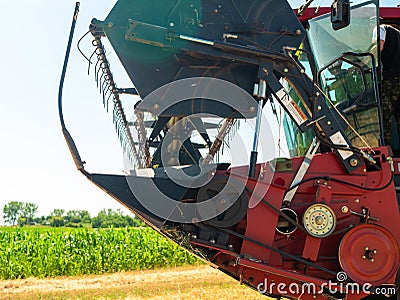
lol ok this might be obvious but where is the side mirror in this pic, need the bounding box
[331,0,350,30]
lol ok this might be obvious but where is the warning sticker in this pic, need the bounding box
[276,89,308,127]
[330,131,353,160]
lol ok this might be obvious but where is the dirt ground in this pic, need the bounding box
[0,265,266,300]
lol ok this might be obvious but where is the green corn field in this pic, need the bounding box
[0,226,200,280]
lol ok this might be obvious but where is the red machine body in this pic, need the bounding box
[205,147,400,299]
[296,7,400,22]
[60,2,400,299]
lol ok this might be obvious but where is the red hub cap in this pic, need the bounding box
[338,223,400,285]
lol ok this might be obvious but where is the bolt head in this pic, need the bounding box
[315,216,324,225]
[350,158,358,167]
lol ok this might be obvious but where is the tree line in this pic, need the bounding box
[2,201,144,228]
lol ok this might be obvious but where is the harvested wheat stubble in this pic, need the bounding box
[0,265,269,300]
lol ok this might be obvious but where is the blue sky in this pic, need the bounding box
[0,1,126,222]
[0,0,398,223]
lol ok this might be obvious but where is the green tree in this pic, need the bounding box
[17,216,27,227]
[21,202,38,225]
[92,209,130,228]
[3,201,24,225]
[91,211,104,228]
[123,214,145,227]
[131,217,146,227]
[78,210,91,224]
[2,201,38,226]
[48,209,65,227]
[64,210,91,227]
[34,216,47,225]
[49,216,65,227]
[65,210,81,224]
[50,209,65,217]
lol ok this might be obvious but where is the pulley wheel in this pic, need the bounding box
[276,208,298,235]
[196,176,248,228]
[303,204,336,237]
[339,223,400,285]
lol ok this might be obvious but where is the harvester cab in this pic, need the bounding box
[285,1,383,158]
[59,1,400,299]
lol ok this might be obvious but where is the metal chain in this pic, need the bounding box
[134,110,152,168]
[202,118,236,165]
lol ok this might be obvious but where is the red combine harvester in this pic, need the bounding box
[59,1,400,299]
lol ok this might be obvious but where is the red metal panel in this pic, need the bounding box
[302,236,322,261]
[240,182,285,263]
[295,7,400,22]
[380,7,400,20]
[295,7,331,22]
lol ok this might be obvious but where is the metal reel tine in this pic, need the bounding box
[88,35,141,166]
[87,50,96,75]
[96,65,102,88]
[94,57,101,84]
